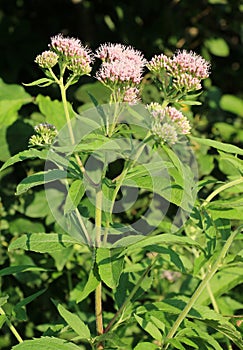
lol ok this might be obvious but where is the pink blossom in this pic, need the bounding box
[172,50,210,79]
[147,103,191,144]
[147,49,210,93]
[49,34,94,74]
[123,87,140,104]
[165,106,191,134]
[95,43,147,86]
[146,102,166,120]
[147,54,171,73]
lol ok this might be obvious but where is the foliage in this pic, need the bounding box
[0,1,243,350]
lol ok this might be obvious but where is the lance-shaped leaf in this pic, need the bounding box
[16,169,68,195]
[9,233,81,253]
[12,337,83,350]
[57,303,91,339]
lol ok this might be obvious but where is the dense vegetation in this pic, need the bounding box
[0,1,242,349]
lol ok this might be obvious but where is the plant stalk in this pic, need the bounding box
[0,307,23,343]
[104,255,158,333]
[162,227,240,349]
[95,187,104,349]
[202,177,243,207]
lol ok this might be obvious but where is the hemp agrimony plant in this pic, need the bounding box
[1,34,243,350]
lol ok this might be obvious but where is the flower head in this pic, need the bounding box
[49,33,94,75]
[123,87,140,105]
[152,122,178,145]
[29,122,57,147]
[147,54,171,74]
[147,50,210,93]
[147,103,191,145]
[165,106,191,134]
[172,50,210,80]
[35,51,58,69]
[95,43,147,91]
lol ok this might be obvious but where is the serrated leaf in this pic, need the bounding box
[9,233,81,253]
[96,248,124,289]
[12,336,82,349]
[122,234,200,256]
[16,169,68,195]
[75,266,100,303]
[0,149,48,172]
[134,314,162,341]
[64,179,85,214]
[57,304,91,339]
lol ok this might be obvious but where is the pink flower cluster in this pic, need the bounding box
[95,43,147,103]
[165,106,191,134]
[35,34,94,76]
[147,103,191,145]
[49,34,94,75]
[147,50,210,92]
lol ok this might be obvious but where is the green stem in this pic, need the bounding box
[0,307,23,343]
[95,187,104,348]
[104,254,158,333]
[163,227,240,349]
[109,132,152,219]
[202,177,243,207]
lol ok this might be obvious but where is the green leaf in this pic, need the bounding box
[218,152,243,176]
[220,94,243,117]
[12,336,83,350]
[36,94,75,130]
[16,169,68,195]
[74,81,110,104]
[9,233,81,253]
[13,289,46,321]
[64,179,85,214]
[57,304,91,339]
[0,148,48,172]
[122,234,200,255]
[0,295,8,307]
[0,78,32,128]
[190,136,243,155]
[197,319,243,350]
[9,218,45,234]
[115,271,153,308]
[134,342,160,350]
[134,314,162,341]
[0,315,7,329]
[196,265,243,305]
[205,38,230,57]
[23,78,54,87]
[96,248,124,289]
[75,266,100,303]
[95,332,128,348]
[0,265,48,277]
